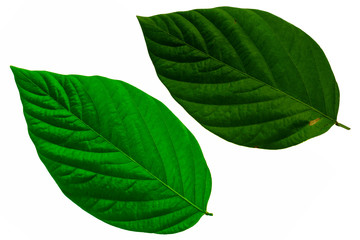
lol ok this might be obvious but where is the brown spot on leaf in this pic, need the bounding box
[309,118,321,126]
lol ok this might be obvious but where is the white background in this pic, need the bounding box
[0,0,359,239]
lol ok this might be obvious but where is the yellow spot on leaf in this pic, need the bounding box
[309,118,321,126]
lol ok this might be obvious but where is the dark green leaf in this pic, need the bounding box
[137,7,349,149]
[11,66,212,234]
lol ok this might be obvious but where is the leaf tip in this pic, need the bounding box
[10,66,25,80]
[136,15,152,27]
[136,15,145,21]
[10,65,20,73]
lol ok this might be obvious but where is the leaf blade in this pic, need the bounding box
[12,66,212,234]
[138,7,348,149]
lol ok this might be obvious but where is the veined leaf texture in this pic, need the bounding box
[12,66,212,234]
[138,7,349,149]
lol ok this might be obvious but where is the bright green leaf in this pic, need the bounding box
[137,7,349,149]
[11,66,212,234]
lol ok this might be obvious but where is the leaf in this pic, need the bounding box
[11,66,212,234]
[137,7,349,149]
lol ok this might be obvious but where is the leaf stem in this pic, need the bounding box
[335,121,350,130]
[205,211,213,216]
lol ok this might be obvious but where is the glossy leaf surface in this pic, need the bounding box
[138,7,349,149]
[12,66,212,234]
